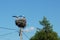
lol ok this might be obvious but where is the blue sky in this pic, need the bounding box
[0,0,60,40]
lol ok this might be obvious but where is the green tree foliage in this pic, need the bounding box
[30,17,59,40]
[58,37,60,40]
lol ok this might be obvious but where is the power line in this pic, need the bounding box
[0,27,17,30]
[0,31,18,37]
[0,27,18,38]
[23,32,29,40]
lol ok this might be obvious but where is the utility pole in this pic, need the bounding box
[13,15,26,40]
[20,28,23,40]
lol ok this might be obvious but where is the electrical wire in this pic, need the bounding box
[0,31,18,37]
[0,27,19,38]
[23,32,29,40]
[0,27,31,40]
[0,27,17,30]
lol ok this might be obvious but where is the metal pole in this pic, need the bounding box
[20,28,23,40]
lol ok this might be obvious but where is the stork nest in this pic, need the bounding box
[15,19,26,28]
